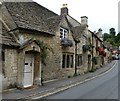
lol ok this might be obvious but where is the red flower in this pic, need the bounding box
[103,52,107,57]
[99,47,103,55]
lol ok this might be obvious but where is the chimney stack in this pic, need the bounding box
[61,4,68,15]
[98,28,103,41]
[98,28,102,37]
[81,16,88,25]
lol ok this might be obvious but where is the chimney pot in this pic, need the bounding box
[61,4,68,15]
[63,4,67,8]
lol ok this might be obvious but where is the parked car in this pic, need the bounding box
[118,55,120,60]
[112,56,119,60]
[114,56,119,60]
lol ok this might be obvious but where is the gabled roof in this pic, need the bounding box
[66,16,86,42]
[71,25,86,42]
[3,1,88,42]
[46,16,62,34]
[1,22,20,47]
[66,15,80,27]
[3,2,58,35]
[89,30,103,42]
[19,38,38,50]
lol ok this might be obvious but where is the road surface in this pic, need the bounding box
[42,60,119,100]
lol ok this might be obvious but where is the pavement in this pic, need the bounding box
[2,60,116,100]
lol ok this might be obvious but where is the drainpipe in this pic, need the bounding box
[74,42,77,76]
[91,33,94,70]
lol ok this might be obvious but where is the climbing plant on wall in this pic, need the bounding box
[36,40,53,65]
[92,57,98,65]
[82,45,89,52]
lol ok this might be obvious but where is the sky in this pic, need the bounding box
[33,0,119,34]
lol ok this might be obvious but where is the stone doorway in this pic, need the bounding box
[23,53,34,88]
[23,51,41,88]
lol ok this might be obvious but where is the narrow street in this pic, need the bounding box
[41,60,119,99]
[1,1,120,101]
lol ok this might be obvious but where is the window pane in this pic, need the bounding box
[62,54,65,68]
[65,33,67,38]
[60,28,63,32]
[60,32,63,38]
[80,56,82,65]
[60,27,68,39]
[70,55,73,68]
[67,55,69,68]
[64,30,66,33]
[60,28,63,39]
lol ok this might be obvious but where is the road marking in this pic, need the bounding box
[32,61,117,99]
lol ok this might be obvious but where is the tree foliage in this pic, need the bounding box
[103,28,120,47]
[109,28,116,36]
[106,38,115,45]
[103,33,110,41]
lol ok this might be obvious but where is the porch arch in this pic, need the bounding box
[17,40,41,88]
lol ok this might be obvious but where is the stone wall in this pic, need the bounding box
[82,52,88,72]
[2,48,18,90]
[2,3,89,86]
[18,28,76,81]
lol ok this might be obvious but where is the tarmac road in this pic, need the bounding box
[42,60,119,100]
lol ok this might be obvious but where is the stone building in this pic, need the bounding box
[1,19,20,90]
[89,29,104,71]
[103,41,112,63]
[1,1,99,90]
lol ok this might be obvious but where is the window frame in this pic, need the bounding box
[62,53,74,68]
[82,35,87,45]
[60,27,68,39]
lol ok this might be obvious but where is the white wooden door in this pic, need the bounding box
[23,54,34,88]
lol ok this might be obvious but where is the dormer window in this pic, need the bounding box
[82,35,86,45]
[60,27,68,39]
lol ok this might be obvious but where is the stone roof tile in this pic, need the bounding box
[4,2,58,35]
[1,23,20,47]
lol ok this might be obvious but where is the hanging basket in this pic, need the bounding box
[103,51,107,57]
[99,47,103,55]
[82,45,89,52]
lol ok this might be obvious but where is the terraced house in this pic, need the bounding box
[90,29,104,70]
[1,1,107,91]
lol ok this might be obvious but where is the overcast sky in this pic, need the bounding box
[34,0,119,34]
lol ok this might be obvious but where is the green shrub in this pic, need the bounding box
[92,57,98,65]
